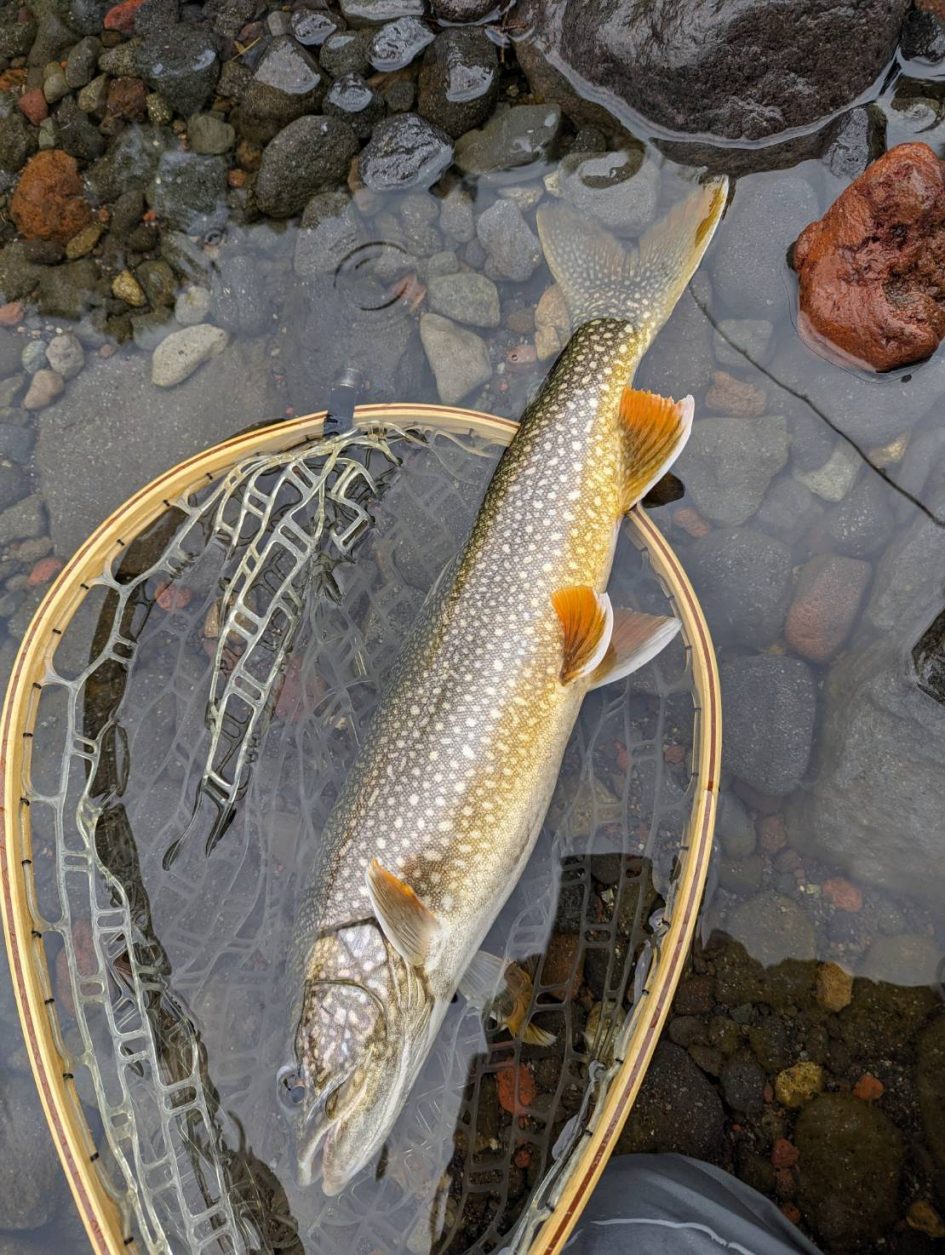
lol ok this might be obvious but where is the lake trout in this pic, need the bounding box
[289,177,728,1193]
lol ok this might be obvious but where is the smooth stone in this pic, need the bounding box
[784,553,871,664]
[821,473,895,558]
[340,0,425,25]
[476,198,541,281]
[323,73,384,140]
[135,24,219,118]
[419,312,492,404]
[685,528,793,647]
[359,113,453,191]
[455,103,562,176]
[151,323,228,387]
[234,36,325,143]
[292,9,341,46]
[417,27,499,140]
[716,791,756,859]
[546,149,658,233]
[678,415,789,526]
[65,35,102,89]
[293,190,364,277]
[755,477,821,545]
[369,16,435,71]
[20,340,47,375]
[187,112,235,155]
[255,115,360,218]
[714,318,775,370]
[439,183,475,243]
[721,656,817,796]
[174,283,212,325]
[727,891,816,967]
[45,331,84,379]
[211,254,269,335]
[146,150,228,233]
[426,271,500,327]
[860,933,943,987]
[319,30,372,79]
[23,367,64,410]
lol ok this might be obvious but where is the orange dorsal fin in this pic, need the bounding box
[619,388,694,512]
[366,859,439,967]
[590,610,681,688]
[551,586,613,684]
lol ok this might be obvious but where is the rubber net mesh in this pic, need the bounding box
[22,420,702,1255]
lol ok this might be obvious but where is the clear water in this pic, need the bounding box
[1,7,944,1254]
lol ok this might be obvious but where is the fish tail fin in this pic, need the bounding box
[536,177,728,351]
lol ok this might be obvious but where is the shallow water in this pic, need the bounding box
[1,3,945,1252]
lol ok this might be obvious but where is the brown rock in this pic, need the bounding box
[105,77,148,125]
[792,142,945,371]
[784,553,871,663]
[704,370,766,417]
[17,89,48,126]
[815,961,853,1013]
[11,150,92,244]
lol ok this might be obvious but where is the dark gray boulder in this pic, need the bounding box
[721,655,817,796]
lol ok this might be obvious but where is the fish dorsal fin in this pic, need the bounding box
[366,859,439,967]
[459,951,556,1047]
[535,177,728,347]
[590,611,682,689]
[551,586,614,684]
[619,388,694,512]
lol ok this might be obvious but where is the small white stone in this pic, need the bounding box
[796,443,860,502]
[151,324,228,388]
[45,332,85,380]
[174,285,212,327]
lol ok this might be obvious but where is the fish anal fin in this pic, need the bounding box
[591,611,681,689]
[619,388,694,512]
[366,859,439,967]
[459,952,556,1047]
[551,586,614,684]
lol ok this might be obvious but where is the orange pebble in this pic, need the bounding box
[0,300,24,326]
[674,506,710,538]
[27,556,62,586]
[771,1137,799,1168]
[227,168,248,189]
[497,1063,536,1114]
[853,1073,884,1102]
[822,877,863,912]
[781,1204,802,1226]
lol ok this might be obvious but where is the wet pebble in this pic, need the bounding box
[717,791,756,859]
[476,198,541,281]
[547,149,658,234]
[796,442,860,501]
[455,103,562,175]
[426,270,500,327]
[419,312,491,404]
[174,283,212,325]
[721,656,817,796]
[293,190,364,277]
[20,341,47,375]
[188,112,236,155]
[112,267,147,306]
[212,254,269,335]
[340,0,425,23]
[151,323,228,387]
[320,30,372,79]
[418,27,499,139]
[369,16,435,71]
[43,328,84,376]
[256,115,360,217]
[235,36,325,142]
[323,72,385,139]
[65,34,102,89]
[784,553,871,663]
[679,415,789,526]
[146,150,228,233]
[686,527,793,647]
[821,473,894,558]
[431,0,497,16]
[136,258,177,308]
[22,367,64,411]
[135,24,220,118]
[359,112,453,190]
[439,183,476,243]
[292,9,341,47]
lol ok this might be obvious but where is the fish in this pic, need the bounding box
[288,176,728,1194]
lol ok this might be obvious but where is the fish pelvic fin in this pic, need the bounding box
[551,586,614,684]
[459,952,556,1047]
[366,859,439,967]
[590,611,682,689]
[619,388,694,511]
[535,177,728,348]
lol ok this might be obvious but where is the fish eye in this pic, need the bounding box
[277,1064,306,1109]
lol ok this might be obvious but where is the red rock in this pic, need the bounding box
[11,150,92,244]
[497,1063,536,1114]
[853,1072,884,1101]
[822,877,863,912]
[793,142,945,371]
[105,76,148,123]
[0,301,24,326]
[27,556,62,586]
[155,580,193,612]
[784,553,871,663]
[17,88,48,125]
[104,0,147,32]
[772,1137,799,1169]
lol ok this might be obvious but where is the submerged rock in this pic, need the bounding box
[476,198,541,281]
[793,143,945,371]
[913,609,945,704]
[617,1042,724,1160]
[11,150,92,244]
[426,271,500,327]
[255,116,359,217]
[784,554,871,664]
[546,149,658,233]
[369,16,435,72]
[359,113,453,190]
[293,191,365,277]
[678,415,788,526]
[135,24,219,118]
[727,891,816,967]
[233,36,325,143]
[323,73,384,140]
[721,656,816,796]
[686,528,793,648]
[0,1074,64,1228]
[151,323,228,386]
[455,104,561,176]
[419,312,492,403]
[515,0,909,143]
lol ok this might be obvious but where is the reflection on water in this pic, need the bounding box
[1,2,945,1252]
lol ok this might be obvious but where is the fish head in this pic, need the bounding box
[292,922,434,1194]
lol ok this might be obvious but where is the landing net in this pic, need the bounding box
[2,410,718,1255]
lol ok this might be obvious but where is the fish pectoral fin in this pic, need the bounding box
[551,585,614,684]
[590,611,682,689]
[619,388,694,512]
[366,859,439,967]
[459,952,556,1047]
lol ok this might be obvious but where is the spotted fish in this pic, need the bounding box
[289,177,728,1193]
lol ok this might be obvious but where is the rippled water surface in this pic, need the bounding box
[1,2,945,1252]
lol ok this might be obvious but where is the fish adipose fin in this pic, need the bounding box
[366,858,439,967]
[536,177,728,352]
[590,610,682,689]
[551,586,614,684]
[459,951,556,1047]
[619,388,694,511]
